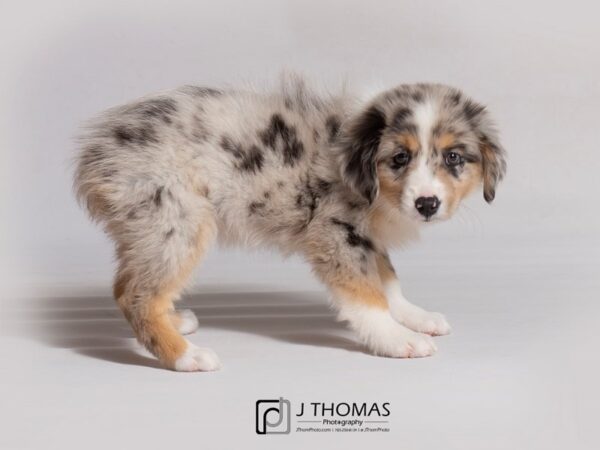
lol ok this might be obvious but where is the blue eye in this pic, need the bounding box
[392,150,411,168]
[445,151,463,166]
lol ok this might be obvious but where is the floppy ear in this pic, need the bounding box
[479,131,507,203]
[465,100,507,203]
[338,105,387,203]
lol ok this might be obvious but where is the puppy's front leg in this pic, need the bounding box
[315,261,437,358]
[376,252,451,336]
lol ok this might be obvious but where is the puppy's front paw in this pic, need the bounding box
[390,301,451,336]
[402,310,451,336]
[173,343,222,372]
[339,306,438,358]
[370,326,438,358]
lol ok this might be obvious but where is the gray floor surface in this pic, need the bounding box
[2,234,598,450]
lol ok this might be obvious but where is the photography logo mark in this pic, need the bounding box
[255,397,291,435]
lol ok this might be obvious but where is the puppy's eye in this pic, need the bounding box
[392,150,411,168]
[445,151,463,167]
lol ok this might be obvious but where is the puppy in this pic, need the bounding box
[74,76,506,371]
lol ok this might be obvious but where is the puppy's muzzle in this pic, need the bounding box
[415,196,440,219]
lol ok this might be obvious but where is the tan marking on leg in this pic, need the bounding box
[304,224,388,309]
[114,221,215,369]
[330,277,388,309]
[141,293,189,365]
[115,279,188,368]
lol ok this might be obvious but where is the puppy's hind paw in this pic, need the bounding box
[172,309,199,335]
[173,344,222,372]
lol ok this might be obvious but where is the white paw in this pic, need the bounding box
[384,280,451,336]
[369,324,438,358]
[399,309,451,336]
[174,343,222,372]
[175,309,199,335]
[337,303,438,358]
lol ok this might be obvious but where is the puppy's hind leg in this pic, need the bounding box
[113,192,220,372]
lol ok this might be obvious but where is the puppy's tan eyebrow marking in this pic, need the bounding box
[393,133,419,152]
[441,144,466,152]
[434,132,456,150]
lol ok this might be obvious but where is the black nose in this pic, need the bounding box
[415,196,440,218]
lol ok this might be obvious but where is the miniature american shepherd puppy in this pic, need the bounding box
[74,75,506,371]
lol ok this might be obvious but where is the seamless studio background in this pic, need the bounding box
[1,1,599,450]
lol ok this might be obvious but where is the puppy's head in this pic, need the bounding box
[338,84,506,222]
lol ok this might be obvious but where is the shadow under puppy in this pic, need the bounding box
[74,76,506,371]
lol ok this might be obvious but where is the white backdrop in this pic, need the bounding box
[1,2,599,449]
[2,0,598,297]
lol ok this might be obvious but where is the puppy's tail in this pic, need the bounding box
[72,112,126,224]
[73,140,113,223]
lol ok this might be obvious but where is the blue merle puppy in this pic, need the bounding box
[74,75,506,371]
